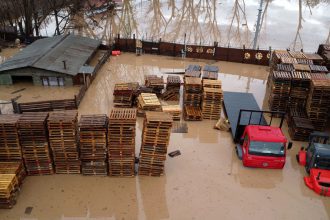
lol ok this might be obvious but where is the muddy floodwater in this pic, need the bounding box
[0,52,329,220]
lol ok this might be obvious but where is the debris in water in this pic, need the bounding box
[24,206,33,214]
[11,88,26,94]
[168,150,181,158]
[171,122,188,133]
[214,117,230,131]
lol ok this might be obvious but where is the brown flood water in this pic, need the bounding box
[0,53,329,220]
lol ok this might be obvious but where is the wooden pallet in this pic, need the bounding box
[48,110,80,174]
[108,108,137,177]
[202,79,222,88]
[288,51,307,59]
[276,64,294,72]
[288,117,314,141]
[138,112,173,176]
[202,87,222,120]
[137,93,161,113]
[161,89,180,101]
[162,105,181,121]
[0,174,19,209]
[82,161,108,176]
[0,162,26,186]
[184,106,202,121]
[202,71,218,80]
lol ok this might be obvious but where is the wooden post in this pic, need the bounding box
[173,42,176,57]
[227,44,230,62]
[158,38,161,55]
[213,41,218,59]
[243,44,246,63]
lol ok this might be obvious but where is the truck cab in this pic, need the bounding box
[297,132,330,196]
[236,125,291,169]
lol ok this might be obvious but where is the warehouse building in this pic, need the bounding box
[0,34,101,86]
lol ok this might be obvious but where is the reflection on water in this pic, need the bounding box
[61,0,330,52]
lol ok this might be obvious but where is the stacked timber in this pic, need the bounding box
[162,105,181,120]
[18,112,53,175]
[317,44,330,68]
[185,64,201,78]
[139,112,173,176]
[306,79,330,131]
[0,174,19,209]
[202,87,222,120]
[0,115,21,161]
[113,82,139,107]
[304,53,324,65]
[162,76,181,101]
[137,93,161,116]
[108,108,137,177]
[309,65,328,73]
[310,73,328,80]
[145,75,164,94]
[0,162,26,186]
[276,64,294,72]
[289,72,311,109]
[79,115,108,175]
[267,71,291,112]
[202,65,219,80]
[287,107,314,141]
[293,64,311,73]
[48,111,80,174]
[183,77,202,121]
[271,50,297,68]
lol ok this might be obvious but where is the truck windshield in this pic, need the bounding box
[315,157,330,170]
[248,141,285,157]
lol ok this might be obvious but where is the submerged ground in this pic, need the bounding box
[0,52,329,220]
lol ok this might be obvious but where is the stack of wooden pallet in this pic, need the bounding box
[183,77,202,120]
[0,174,19,208]
[310,73,328,80]
[0,115,21,161]
[267,71,291,112]
[137,93,161,115]
[79,115,108,175]
[113,82,139,107]
[0,162,26,186]
[145,75,164,94]
[18,112,53,175]
[202,87,222,120]
[276,64,294,72]
[317,44,330,68]
[271,50,297,68]
[162,76,181,101]
[139,112,173,176]
[108,108,137,177]
[287,108,314,141]
[185,64,201,78]
[306,79,330,131]
[48,111,80,174]
[162,105,181,120]
[304,53,324,65]
[293,64,311,73]
[309,65,328,73]
[289,71,311,109]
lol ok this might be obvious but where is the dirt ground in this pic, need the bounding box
[0,53,329,220]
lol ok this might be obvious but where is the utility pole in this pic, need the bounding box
[253,0,264,49]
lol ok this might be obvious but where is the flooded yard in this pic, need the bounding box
[0,52,329,220]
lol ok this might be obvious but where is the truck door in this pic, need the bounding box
[306,146,315,173]
[242,134,249,162]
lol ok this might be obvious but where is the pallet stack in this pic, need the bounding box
[183,77,202,120]
[202,65,219,80]
[276,64,294,72]
[185,64,201,78]
[270,50,297,68]
[202,79,222,89]
[0,174,19,208]
[287,108,314,141]
[267,71,291,112]
[309,65,328,73]
[289,72,311,109]
[79,115,108,175]
[317,44,330,68]
[202,87,222,120]
[162,105,181,120]
[304,53,324,65]
[137,93,161,116]
[113,82,139,107]
[108,108,137,177]
[48,111,80,174]
[0,162,26,186]
[306,79,330,131]
[162,76,181,101]
[139,112,173,176]
[0,115,21,161]
[145,75,164,94]
[18,112,53,175]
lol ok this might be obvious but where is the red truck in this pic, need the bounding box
[297,132,330,196]
[223,92,292,169]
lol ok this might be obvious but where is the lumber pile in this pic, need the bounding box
[310,73,328,80]
[162,76,181,101]
[18,112,53,175]
[202,87,222,120]
[113,82,139,108]
[139,112,173,176]
[145,75,164,94]
[293,64,311,72]
[309,65,328,73]
[79,115,108,175]
[289,72,311,109]
[304,53,324,65]
[270,50,297,68]
[0,115,21,161]
[306,79,330,131]
[183,77,202,120]
[162,105,181,120]
[0,174,19,209]
[267,71,291,112]
[137,93,161,116]
[47,111,80,174]
[108,108,137,177]
[185,64,201,78]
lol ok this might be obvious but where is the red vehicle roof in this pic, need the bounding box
[246,125,287,142]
